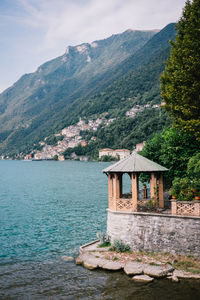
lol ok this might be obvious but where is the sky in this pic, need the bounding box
[0,0,187,93]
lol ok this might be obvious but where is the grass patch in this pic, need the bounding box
[113,256,118,261]
[98,242,111,248]
[175,260,197,268]
[174,259,200,273]
[149,262,160,266]
[109,246,115,252]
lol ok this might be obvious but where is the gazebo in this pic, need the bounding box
[103,151,168,212]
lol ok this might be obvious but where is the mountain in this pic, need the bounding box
[0,30,156,155]
[0,24,176,157]
[70,23,176,119]
[60,24,176,158]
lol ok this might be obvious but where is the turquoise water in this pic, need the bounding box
[0,161,108,263]
[0,161,200,299]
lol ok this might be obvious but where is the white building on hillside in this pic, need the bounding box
[99,148,130,160]
[115,149,131,160]
[99,148,114,158]
[135,141,146,152]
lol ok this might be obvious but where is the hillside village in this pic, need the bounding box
[25,117,116,161]
[23,103,159,161]
[0,24,176,159]
[126,103,160,117]
[0,102,160,161]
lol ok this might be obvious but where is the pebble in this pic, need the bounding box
[61,256,75,262]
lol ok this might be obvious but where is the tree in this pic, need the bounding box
[160,0,200,141]
[187,152,200,179]
[140,127,200,186]
[140,133,163,164]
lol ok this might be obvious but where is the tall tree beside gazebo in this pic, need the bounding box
[160,0,200,141]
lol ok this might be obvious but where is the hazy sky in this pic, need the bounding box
[0,0,186,93]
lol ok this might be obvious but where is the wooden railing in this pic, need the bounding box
[109,193,151,212]
[116,198,133,211]
[171,200,200,217]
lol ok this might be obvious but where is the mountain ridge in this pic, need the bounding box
[0,24,176,157]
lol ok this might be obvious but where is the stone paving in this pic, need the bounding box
[76,241,200,283]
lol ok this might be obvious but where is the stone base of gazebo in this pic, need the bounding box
[103,152,200,256]
[107,209,200,256]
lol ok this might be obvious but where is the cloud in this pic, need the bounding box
[17,0,186,52]
[0,0,186,93]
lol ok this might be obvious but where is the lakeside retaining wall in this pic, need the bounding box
[107,209,200,256]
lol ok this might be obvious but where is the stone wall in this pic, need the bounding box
[107,209,200,256]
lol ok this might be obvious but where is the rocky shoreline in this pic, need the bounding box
[76,241,200,283]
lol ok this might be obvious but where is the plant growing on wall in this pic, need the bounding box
[96,232,110,247]
[110,240,131,253]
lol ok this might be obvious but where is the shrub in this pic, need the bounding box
[192,179,200,197]
[99,155,118,162]
[171,177,194,201]
[96,232,110,247]
[98,241,111,248]
[170,177,181,198]
[146,199,157,211]
[187,153,200,180]
[112,240,131,253]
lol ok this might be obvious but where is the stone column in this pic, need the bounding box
[171,200,177,215]
[131,173,138,211]
[158,173,164,208]
[150,172,157,201]
[194,201,200,217]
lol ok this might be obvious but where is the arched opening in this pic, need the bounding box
[121,173,132,198]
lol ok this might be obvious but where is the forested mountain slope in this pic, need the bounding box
[0,30,156,155]
[0,23,176,156]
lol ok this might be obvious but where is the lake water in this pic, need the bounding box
[0,160,199,299]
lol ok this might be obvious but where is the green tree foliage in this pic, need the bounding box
[187,152,200,195]
[187,152,200,179]
[170,177,194,201]
[99,155,118,162]
[141,127,200,186]
[45,135,64,146]
[160,0,200,140]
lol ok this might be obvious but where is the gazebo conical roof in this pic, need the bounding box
[103,151,168,173]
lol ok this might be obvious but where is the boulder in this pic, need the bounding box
[144,264,174,278]
[124,262,144,275]
[83,260,98,270]
[172,276,179,282]
[173,270,200,279]
[76,253,110,270]
[76,253,98,270]
[102,261,123,271]
[132,275,154,283]
[76,254,83,265]
[167,275,179,282]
